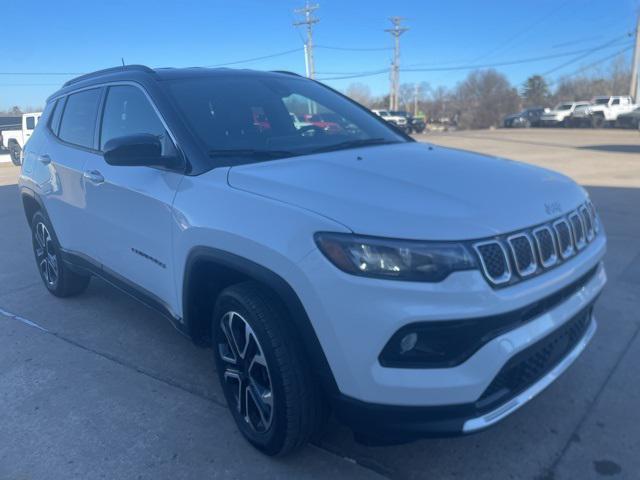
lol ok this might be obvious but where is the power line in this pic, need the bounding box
[542,34,634,76]
[204,48,303,67]
[470,0,573,63]
[549,45,634,85]
[0,72,82,76]
[317,37,632,80]
[316,45,391,51]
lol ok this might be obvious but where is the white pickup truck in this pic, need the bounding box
[570,96,637,128]
[0,112,42,165]
[371,109,408,131]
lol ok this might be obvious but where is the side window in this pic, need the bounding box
[49,98,66,135]
[100,85,176,156]
[59,89,102,148]
[26,116,36,130]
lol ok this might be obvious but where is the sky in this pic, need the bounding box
[1,0,638,110]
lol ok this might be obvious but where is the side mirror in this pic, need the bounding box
[103,134,177,168]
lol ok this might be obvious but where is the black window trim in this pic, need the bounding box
[46,81,183,165]
[96,83,178,156]
[50,86,105,154]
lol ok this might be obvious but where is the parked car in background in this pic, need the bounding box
[539,102,590,127]
[390,111,426,134]
[0,112,42,165]
[569,96,637,128]
[615,107,640,129]
[372,109,409,131]
[503,107,548,128]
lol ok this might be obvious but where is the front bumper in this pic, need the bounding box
[295,230,606,437]
[331,306,597,440]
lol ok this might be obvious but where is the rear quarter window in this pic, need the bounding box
[58,88,102,149]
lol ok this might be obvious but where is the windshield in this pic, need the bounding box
[594,98,610,105]
[166,74,406,165]
[556,104,573,111]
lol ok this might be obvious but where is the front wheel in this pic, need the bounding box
[31,211,90,297]
[212,282,327,456]
[591,115,605,128]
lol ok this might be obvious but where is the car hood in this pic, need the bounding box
[227,142,586,240]
[504,114,522,120]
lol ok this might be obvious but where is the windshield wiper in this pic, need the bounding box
[309,138,400,154]
[208,149,296,159]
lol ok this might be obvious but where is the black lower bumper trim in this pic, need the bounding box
[332,303,597,442]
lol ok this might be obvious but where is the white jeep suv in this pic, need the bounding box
[19,66,607,455]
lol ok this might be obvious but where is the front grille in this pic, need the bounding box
[473,202,599,287]
[474,242,511,284]
[533,227,558,267]
[569,213,586,249]
[508,234,537,276]
[579,206,594,241]
[476,306,592,412]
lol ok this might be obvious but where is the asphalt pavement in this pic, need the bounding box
[1,128,639,479]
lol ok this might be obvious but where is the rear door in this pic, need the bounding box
[40,88,104,253]
[82,84,183,313]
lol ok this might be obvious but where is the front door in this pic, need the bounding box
[82,84,183,314]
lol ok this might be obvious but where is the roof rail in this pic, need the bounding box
[271,70,303,77]
[63,65,155,88]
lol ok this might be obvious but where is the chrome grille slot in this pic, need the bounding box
[507,234,537,277]
[569,212,586,250]
[553,219,575,259]
[587,201,599,233]
[579,205,594,241]
[533,226,558,267]
[474,241,511,285]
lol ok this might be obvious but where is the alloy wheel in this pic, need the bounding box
[34,222,58,288]
[217,311,274,433]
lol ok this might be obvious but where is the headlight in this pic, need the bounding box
[314,232,477,282]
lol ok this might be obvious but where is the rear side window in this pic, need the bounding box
[49,98,66,135]
[100,85,175,155]
[58,88,102,149]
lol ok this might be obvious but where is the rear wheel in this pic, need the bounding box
[9,143,22,166]
[212,281,326,456]
[31,211,90,297]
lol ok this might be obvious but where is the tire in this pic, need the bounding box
[212,281,327,456]
[9,143,22,166]
[31,211,90,297]
[591,115,605,129]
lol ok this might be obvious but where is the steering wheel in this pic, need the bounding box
[298,125,326,137]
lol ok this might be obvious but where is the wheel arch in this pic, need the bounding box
[182,246,340,397]
[21,188,46,226]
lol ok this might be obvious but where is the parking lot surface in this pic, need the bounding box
[1,128,639,479]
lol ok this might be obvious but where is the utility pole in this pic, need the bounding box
[630,10,640,102]
[385,17,408,111]
[413,83,419,117]
[294,2,320,79]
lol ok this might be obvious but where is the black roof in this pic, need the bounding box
[50,65,301,101]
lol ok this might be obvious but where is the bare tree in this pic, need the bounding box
[454,69,520,129]
[345,83,373,107]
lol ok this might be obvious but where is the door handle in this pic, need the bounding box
[38,154,51,165]
[83,170,105,185]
